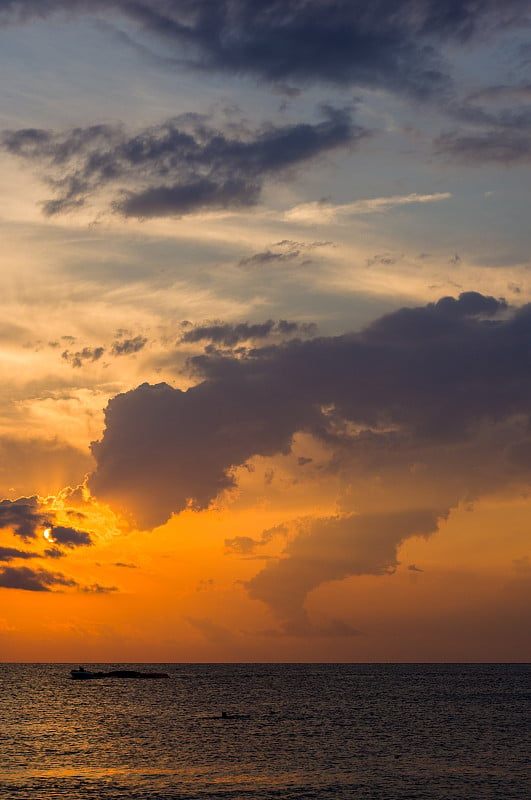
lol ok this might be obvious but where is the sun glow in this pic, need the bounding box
[43,528,55,542]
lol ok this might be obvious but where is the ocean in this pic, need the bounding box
[0,663,528,799]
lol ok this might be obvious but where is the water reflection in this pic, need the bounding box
[0,663,528,800]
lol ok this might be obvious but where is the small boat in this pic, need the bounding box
[70,667,169,680]
[70,668,101,680]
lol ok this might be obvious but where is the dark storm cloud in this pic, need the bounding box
[3,1,530,98]
[88,290,526,529]
[1,108,364,218]
[181,320,316,347]
[246,510,441,631]
[111,335,147,356]
[0,497,51,540]
[0,565,77,592]
[62,346,105,368]
[0,546,39,562]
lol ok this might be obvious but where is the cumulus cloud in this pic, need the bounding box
[84,289,531,627]
[1,108,364,218]
[89,291,521,528]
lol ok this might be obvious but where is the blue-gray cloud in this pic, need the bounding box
[1,108,364,218]
[1,2,529,99]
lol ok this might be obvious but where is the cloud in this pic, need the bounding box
[238,250,302,269]
[0,565,78,592]
[62,346,105,368]
[0,497,51,540]
[225,524,287,556]
[238,240,332,269]
[261,617,361,638]
[1,2,530,101]
[284,192,452,224]
[111,336,147,356]
[0,496,94,555]
[224,536,259,556]
[80,582,118,593]
[181,320,317,347]
[88,291,523,531]
[184,615,238,645]
[47,525,92,548]
[44,547,66,559]
[0,546,39,562]
[435,130,531,164]
[1,108,365,218]
[0,436,93,498]
[246,510,440,630]
[0,564,116,593]
[436,82,531,164]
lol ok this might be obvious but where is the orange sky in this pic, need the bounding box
[0,2,530,662]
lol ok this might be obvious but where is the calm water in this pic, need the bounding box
[0,664,529,799]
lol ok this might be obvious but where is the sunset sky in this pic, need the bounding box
[0,1,530,662]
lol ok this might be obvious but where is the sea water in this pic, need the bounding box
[0,663,528,799]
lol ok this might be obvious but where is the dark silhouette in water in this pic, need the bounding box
[220,710,250,720]
[70,667,169,680]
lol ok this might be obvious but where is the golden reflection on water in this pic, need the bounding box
[1,664,528,800]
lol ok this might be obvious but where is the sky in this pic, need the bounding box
[0,0,530,662]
